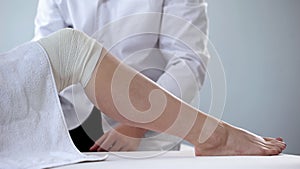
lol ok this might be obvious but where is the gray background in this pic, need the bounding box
[1,0,299,154]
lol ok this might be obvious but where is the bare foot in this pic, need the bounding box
[194,122,286,156]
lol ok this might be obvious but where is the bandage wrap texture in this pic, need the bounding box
[38,28,103,91]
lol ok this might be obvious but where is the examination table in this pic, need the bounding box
[53,150,300,169]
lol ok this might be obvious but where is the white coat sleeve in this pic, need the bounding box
[157,0,209,103]
[33,0,67,41]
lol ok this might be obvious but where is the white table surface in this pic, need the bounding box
[53,150,300,169]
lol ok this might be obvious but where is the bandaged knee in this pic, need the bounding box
[38,28,103,92]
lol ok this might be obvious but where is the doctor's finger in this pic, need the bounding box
[98,136,116,151]
[109,141,124,152]
[89,133,108,151]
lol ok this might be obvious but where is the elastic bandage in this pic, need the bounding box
[38,28,103,91]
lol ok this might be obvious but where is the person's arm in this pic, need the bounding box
[157,0,209,103]
[33,0,67,40]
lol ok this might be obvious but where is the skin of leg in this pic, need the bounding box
[84,49,286,156]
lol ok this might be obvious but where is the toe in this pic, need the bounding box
[263,137,286,151]
[268,148,281,155]
[264,137,276,141]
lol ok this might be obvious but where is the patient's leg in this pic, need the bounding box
[84,46,286,156]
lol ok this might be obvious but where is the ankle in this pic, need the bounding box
[201,121,229,148]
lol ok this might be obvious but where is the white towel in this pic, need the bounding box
[0,42,106,169]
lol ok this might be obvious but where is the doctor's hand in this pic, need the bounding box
[89,124,147,152]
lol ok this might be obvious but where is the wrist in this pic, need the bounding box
[117,124,148,138]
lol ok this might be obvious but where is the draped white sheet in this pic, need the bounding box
[0,42,105,169]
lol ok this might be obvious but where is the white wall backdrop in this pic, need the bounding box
[1,0,299,154]
[0,0,38,52]
[202,0,300,155]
